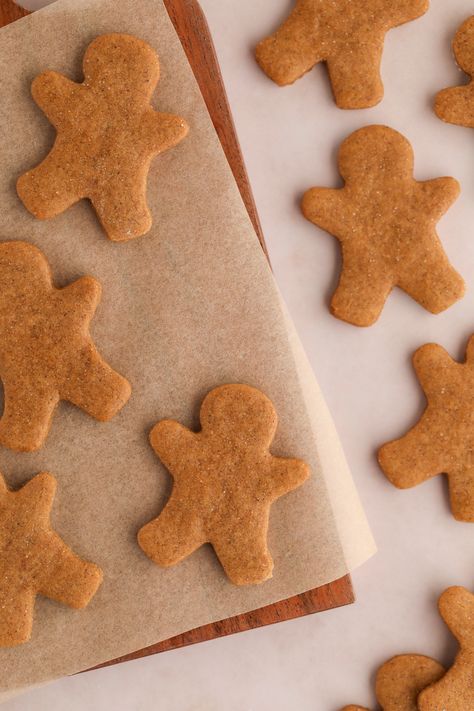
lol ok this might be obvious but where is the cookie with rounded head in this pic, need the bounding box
[419,587,474,710]
[302,125,464,327]
[341,654,445,711]
[0,471,102,647]
[138,384,310,585]
[379,336,474,521]
[17,33,189,242]
[436,17,474,128]
[0,241,130,452]
[256,0,429,109]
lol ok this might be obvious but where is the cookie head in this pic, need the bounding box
[200,384,278,448]
[338,125,414,183]
[453,16,474,75]
[83,33,160,101]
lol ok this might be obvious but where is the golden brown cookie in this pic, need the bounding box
[0,241,131,452]
[17,33,189,242]
[342,655,445,711]
[379,336,474,522]
[435,17,474,128]
[0,471,102,647]
[138,384,310,585]
[301,125,464,327]
[418,587,474,710]
[256,0,429,109]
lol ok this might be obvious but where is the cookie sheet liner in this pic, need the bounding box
[0,0,375,694]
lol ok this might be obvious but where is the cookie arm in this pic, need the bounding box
[417,177,460,220]
[60,277,101,327]
[61,345,131,422]
[301,187,351,239]
[435,85,474,128]
[38,534,103,609]
[378,0,429,25]
[255,1,323,86]
[141,111,189,154]
[31,71,81,130]
[149,421,200,482]
[268,457,310,498]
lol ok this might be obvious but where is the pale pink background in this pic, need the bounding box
[5,0,474,708]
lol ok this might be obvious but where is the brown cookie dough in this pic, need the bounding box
[256,0,429,109]
[342,655,445,711]
[17,33,189,241]
[435,17,474,128]
[138,384,310,585]
[419,587,474,711]
[0,241,131,452]
[0,471,102,647]
[379,336,474,522]
[302,125,464,327]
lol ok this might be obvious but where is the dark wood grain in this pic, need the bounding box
[0,0,354,669]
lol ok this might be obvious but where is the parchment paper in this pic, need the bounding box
[0,0,375,694]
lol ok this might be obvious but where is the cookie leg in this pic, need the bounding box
[447,468,474,522]
[326,41,384,109]
[398,251,465,314]
[0,589,35,647]
[137,497,205,567]
[255,4,322,86]
[435,86,474,128]
[0,382,59,452]
[62,348,131,422]
[91,178,152,242]
[212,522,273,585]
[378,417,447,490]
[38,535,102,608]
[17,147,82,220]
[331,255,393,327]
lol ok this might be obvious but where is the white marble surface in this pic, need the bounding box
[5,0,474,708]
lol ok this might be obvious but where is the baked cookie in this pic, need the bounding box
[418,587,474,711]
[0,471,102,647]
[17,33,189,241]
[256,0,429,109]
[138,384,310,585]
[0,241,131,452]
[435,17,474,128]
[379,336,474,522]
[301,125,464,327]
[341,654,445,711]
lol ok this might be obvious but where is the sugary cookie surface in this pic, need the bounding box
[256,0,429,109]
[0,241,130,451]
[379,337,474,521]
[0,472,102,647]
[17,33,189,241]
[418,587,474,710]
[138,384,310,585]
[302,125,464,327]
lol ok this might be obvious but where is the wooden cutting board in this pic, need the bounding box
[0,0,354,669]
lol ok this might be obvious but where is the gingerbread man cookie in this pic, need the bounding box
[0,241,130,452]
[379,336,474,522]
[341,655,445,711]
[435,17,474,128]
[256,0,429,109]
[17,33,189,242]
[0,471,102,647]
[418,587,474,711]
[138,384,310,585]
[302,125,464,326]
